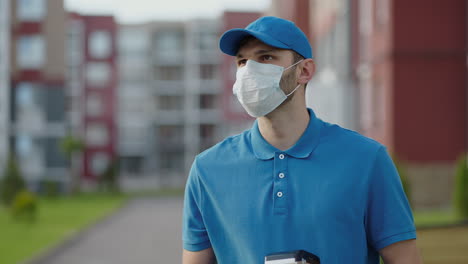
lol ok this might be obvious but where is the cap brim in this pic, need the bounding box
[219,28,290,56]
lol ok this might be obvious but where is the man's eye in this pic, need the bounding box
[262,55,273,61]
[237,59,247,66]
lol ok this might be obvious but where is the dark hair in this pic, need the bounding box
[292,51,304,64]
[292,51,307,89]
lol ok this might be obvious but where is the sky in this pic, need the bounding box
[64,0,271,23]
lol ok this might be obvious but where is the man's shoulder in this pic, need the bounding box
[320,120,384,152]
[196,129,251,164]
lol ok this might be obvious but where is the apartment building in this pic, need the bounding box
[0,0,10,174]
[354,0,466,208]
[10,0,68,184]
[65,13,118,187]
[117,23,156,189]
[117,19,224,189]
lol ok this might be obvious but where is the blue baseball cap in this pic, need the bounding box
[219,16,313,59]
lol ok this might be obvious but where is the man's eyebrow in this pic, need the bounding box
[236,49,279,59]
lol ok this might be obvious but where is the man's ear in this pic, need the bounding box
[297,59,315,84]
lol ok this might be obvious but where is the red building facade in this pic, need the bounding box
[69,15,118,181]
[268,0,467,208]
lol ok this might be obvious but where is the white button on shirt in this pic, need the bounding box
[277,191,283,197]
[279,173,285,179]
[279,154,285,159]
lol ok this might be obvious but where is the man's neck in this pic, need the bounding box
[257,100,310,151]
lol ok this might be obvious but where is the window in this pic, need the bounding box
[155,30,183,53]
[90,152,110,175]
[86,123,109,146]
[155,65,183,80]
[200,124,215,139]
[200,124,216,151]
[199,64,216,80]
[118,28,149,55]
[17,0,45,21]
[15,82,43,122]
[120,126,146,141]
[120,156,143,174]
[198,30,218,51]
[199,94,216,109]
[158,95,183,110]
[45,137,67,167]
[15,134,34,158]
[16,83,37,108]
[89,31,112,59]
[159,151,183,170]
[86,93,104,117]
[44,87,65,122]
[17,35,45,69]
[158,125,183,142]
[86,62,111,87]
[120,63,147,82]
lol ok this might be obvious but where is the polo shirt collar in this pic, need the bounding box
[250,108,323,160]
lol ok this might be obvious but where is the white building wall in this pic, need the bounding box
[116,19,224,190]
[306,0,358,131]
[184,19,223,177]
[0,0,10,173]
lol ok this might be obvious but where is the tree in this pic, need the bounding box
[392,155,412,207]
[60,135,85,194]
[0,155,26,206]
[99,159,121,193]
[454,153,468,219]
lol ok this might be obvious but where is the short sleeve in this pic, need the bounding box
[182,159,212,251]
[365,147,417,251]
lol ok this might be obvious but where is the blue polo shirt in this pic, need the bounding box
[183,108,416,264]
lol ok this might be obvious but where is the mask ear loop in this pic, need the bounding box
[284,59,304,97]
[284,59,304,71]
[285,84,301,97]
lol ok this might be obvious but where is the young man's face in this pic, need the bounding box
[235,38,300,98]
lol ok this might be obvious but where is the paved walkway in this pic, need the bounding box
[30,197,184,264]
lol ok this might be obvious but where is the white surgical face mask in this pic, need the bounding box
[233,59,303,117]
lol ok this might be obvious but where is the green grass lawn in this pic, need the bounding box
[0,193,126,264]
[414,209,463,228]
[414,210,468,264]
[0,191,465,264]
[418,226,468,264]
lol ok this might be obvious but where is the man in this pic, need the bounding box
[182,16,422,264]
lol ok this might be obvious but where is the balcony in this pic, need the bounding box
[153,80,185,95]
[119,140,150,156]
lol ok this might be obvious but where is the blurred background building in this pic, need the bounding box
[66,14,118,187]
[0,0,466,210]
[0,0,11,173]
[117,23,155,189]
[81,15,118,185]
[117,19,224,189]
[9,0,68,188]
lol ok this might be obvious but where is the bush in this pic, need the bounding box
[40,179,61,198]
[98,160,120,193]
[454,153,468,219]
[11,190,38,222]
[0,156,26,206]
[392,156,412,206]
